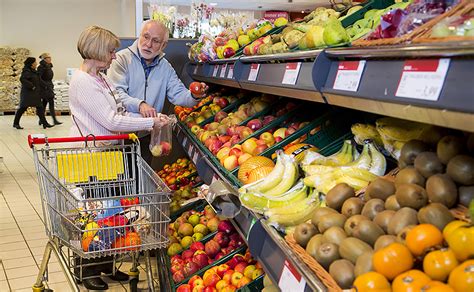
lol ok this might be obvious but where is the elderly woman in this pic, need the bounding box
[37,52,62,125]
[13,57,53,129]
[69,25,170,290]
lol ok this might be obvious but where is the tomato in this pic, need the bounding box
[423,248,459,282]
[421,281,455,292]
[392,270,431,292]
[448,260,474,292]
[373,242,414,280]
[353,272,391,292]
[120,197,139,207]
[406,224,444,256]
[189,82,204,96]
[444,221,474,261]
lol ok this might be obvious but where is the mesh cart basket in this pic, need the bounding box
[28,133,171,292]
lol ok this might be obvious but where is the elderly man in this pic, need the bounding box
[108,20,207,164]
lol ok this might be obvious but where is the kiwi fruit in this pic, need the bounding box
[395,167,426,187]
[418,203,454,231]
[329,259,355,289]
[388,207,418,235]
[419,126,452,147]
[315,242,340,269]
[311,207,338,227]
[341,197,364,217]
[361,199,385,220]
[459,186,474,207]
[354,251,374,277]
[353,220,385,246]
[414,152,444,178]
[339,237,372,264]
[344,215,369,236]
[385,195,401,211]
[396,225,416,244]
[374,235,397,251]
[437,136,466,164]
[318,213,347,234]
[447,155,474,185]
[323,226,348,246]
[365,178,396,201]
[399,139,430,168]
[294,223,319,248]
[326,183,356,211]
[426,174,458,208]
[306,234,324,259]
[373,210,396,233]
[395,183,428,210]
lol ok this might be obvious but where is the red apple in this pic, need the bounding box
[215,97,229,108]
[182,249,194,260]
[215,252,225,260]
[274,136,283,143]
[285,127,297,137]
[262,115,276,126]
[218,135,231,144]
[236,276,252,288]
[200,216,209,225]
[203,273,221,288]
[214,111,228,122]
[171,263,184,274]
[227,254,246,269]
[223,47,236,58]
[215,36,227,46]
[192,253,210,269]
[203,287,217,292]
[184,261,200,277]
[234,262,248,274]
[230,272,244,287]
[218,220,235,234]
[254,144,268,155]
[216,264,231,277]
[190,241,205,252]
[223,155,238,170]
[247,119,263,131]
[192,286,205,292]
[205,240,221,258]
[190,82,205,96]
[177,284,192,292]
[222,269,234,283]
[188,275,203,288]
[238,153,252,165]
[173,270,186,283]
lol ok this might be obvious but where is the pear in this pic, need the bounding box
[323,19,350,46]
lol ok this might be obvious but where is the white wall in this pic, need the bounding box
[0,0,136,79]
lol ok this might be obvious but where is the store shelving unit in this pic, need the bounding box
[174,42,474,291]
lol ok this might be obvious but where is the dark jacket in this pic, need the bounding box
[19,66,42,107]
[37,60,54,101]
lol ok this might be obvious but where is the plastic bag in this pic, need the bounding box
[150,115,177,157]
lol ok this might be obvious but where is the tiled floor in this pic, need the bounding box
[0,115,160,291]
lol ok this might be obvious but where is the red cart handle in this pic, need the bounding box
[28,133,139,148]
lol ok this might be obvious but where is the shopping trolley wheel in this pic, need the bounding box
[129,277,139,292]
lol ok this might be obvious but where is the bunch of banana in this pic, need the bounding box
[239,180,308,213]
[239,151,299,197]
[303,141,386,193]
[301,140,358,167]
[351,123,384,147]
[265,188,324,227]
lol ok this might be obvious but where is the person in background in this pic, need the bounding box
[37,52,62,125]
[69,25,170,290]
[13,57,53,129]
[108,19,208,164]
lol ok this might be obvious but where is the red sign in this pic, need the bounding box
[264,11,289,22]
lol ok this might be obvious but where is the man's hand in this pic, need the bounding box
[153,113,172,128]
[139,102,157,117]
[190,82,209,99]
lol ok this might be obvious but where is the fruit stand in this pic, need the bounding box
[156,1,474,291]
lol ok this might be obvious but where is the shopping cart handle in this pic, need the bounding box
[28,133,139,147]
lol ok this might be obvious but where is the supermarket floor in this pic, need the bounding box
[0,115,159,291]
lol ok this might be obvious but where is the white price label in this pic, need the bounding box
[193,65,198,75]
[192,151,199,164]
[282,62,301,85]
[188,145,194,157]
[219,64,227,78]
[227,64,234,79]
[333,60,366,92]
[248,64,260,81]
[278,260,306,292]
[396,58,450,101]
[212,65,219,77]
[182,137,188,148]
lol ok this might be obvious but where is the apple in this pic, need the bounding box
[229,135,240,146]
[252,268,264,280]
[203,287,217,292]
[190,241,205,252]
[218,135,231,144]
[242,139,258,155]
[214,232,230,248]
[238,153,252,165]
[247,119,263,131]
[215,252,225,261]
[188,275,203,288]
[216,279,229,291]
[184,261,200,277]
[227,254,246,269]
[173,270,186,283]
[273,128,287,139]
[205,240,221,258]
[216,147,231,161]
[207,217,220,232]
[254,144,268,155]
[228,146,243,158]
[239,128,253,140]
[177,284,192,292]
[285,127,297,137]
[171,263,184,274]
[234,262,248,274]
[200,216,209,225]
[243,265,256,279]
[182,249,194,260]
[191,125,201,134]
[275,136,283,143]
[230,272,244,287]
[223,46,236,58]
[203,269,217,283]
[236,276,252,288]
[222,269,234,283]
[192,286,205,292]
[214,111,228,123]
[223,155,238,170]
[259,132,275,146]
[215,36,227,46]
[218,220,235,234]
[190,82,205,96]
[192,253,210,269]
[221,286,237,292]
[204,205,216,218]
[203,273,221,288]
[216,264,231,277]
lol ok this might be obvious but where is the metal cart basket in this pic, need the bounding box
[28,134,171,292]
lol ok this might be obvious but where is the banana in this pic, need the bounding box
[265,189,322,227]
[262,155,298,197]
[376,117,429,142]
[240,151,286,194]
[334,168,378,182]
[368,142,387,176]
[351,123,384,147]
[239,181,308,213]
[308,140,355,166]
[335,176,370,191]
[344,142,372,170]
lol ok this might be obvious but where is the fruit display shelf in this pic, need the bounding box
[186,41,474,133]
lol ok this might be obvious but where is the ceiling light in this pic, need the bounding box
[209,2,217,6]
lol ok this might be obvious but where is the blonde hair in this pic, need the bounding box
[77,26,120,62]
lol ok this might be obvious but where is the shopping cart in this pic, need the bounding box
[28,134,171,292]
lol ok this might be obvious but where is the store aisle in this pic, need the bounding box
[0,115,157,291]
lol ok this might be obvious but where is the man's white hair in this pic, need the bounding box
[141,19,170,40]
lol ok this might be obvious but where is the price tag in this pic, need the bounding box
[278,260,306,292]
[282,62,301,85]
[188,145,195,157]
[193,65,198,75]
[333,60,366,92]
[248,64,260,81]
[182,137,188,148]
[219,64,227,78]
[396,58,450,101]
[227,64,234,79]
[192,151,199,164]
[212,65,219,77]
